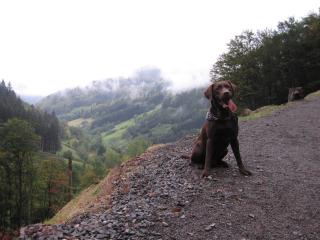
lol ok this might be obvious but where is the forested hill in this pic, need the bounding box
[0,80,60,152]
[37,68,169,118]
[211,12,320,109]
[0,80,67,232]
[35,69,209,219]
[37,68,209,147]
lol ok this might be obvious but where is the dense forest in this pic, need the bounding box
[211,11,320,109]
[0,81,132,232]
[0,81,66,231]
[0,80,61,153]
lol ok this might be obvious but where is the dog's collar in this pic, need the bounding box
[206,111,219,121]
[206,111,232,121]
[207,96,233,121]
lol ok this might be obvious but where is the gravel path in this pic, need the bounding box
[21,97,320,240]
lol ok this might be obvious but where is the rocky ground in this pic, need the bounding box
[20,97,320,240]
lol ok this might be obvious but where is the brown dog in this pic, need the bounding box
[190,80,252,177]
[288,87,304,102]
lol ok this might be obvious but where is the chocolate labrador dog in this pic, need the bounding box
[190,80,252,178]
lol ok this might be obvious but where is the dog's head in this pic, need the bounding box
[204,80,237,112]
[292,87,304,99]
[288,87,304,102]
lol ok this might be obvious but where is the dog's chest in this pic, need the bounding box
[211,121,236,141]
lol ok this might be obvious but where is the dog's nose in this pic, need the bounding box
[223,91,230,97]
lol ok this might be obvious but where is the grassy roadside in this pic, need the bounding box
[240,90,320,121]
[239,104,285,121]
[305,90,320,100]
[45,184,101,224]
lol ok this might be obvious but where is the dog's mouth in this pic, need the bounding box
[220,98,237,113]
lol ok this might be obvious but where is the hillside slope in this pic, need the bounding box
[37,73,208,167]
[21,96,320,239]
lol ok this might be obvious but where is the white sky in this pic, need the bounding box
[0,0,319,96]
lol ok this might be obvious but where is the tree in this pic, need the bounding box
[36,155,68,219]
[126,138,151,158]
[211,11,320,109]
[63,150,73,201]
[0,83,64,230]
[0,118,40,227]
[0,80,62,153]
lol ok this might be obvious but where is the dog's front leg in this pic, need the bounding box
[202,139,213,178]
[230,138,252,176]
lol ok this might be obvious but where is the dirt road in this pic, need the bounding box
[154,98,320,240]
[21,97,320,239]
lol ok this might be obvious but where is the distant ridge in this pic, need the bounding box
[19,95,43,104]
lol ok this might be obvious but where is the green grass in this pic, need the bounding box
[135,104,162,121]
[59,142,82,161]
[45,183,101,224]
[239,89,320,121]
[35,152,61,163]
[305,90,320,100]
[150,124,173,138]
[37,151,83,167]
[68,118,93,128]
[239,104,285,121]
[93,186,101,196]
[101,118,136,147]
[101,105,162,148]
[60,104,95,120]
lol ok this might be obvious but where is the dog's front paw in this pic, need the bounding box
[216,160,229,168]
[239,168,252,176]
[201,170,209,178]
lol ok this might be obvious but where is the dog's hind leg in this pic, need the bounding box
[191,142,205,167]
[191,151,205,166]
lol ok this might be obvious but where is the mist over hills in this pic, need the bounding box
[37,68,170,115]
[37,67,208,168]
[38,68,206,128]
[19,95,43,105]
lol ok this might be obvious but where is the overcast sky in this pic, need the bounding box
[0,0,319,96]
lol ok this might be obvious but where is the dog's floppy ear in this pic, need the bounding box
[204,83,214,99]
[227,80,236,94]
